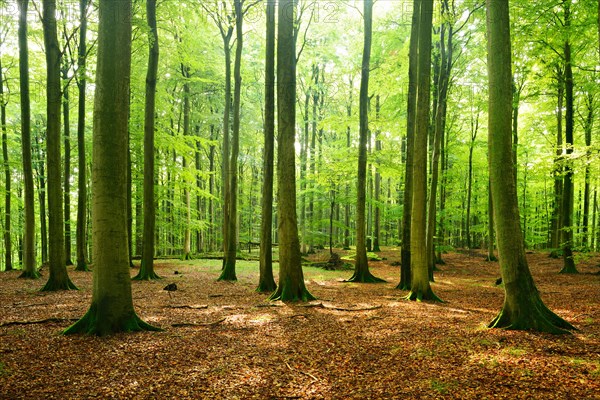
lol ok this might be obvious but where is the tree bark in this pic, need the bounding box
[134,0,160,280]
[0,48,12,271]
[269,0,315,302]
[64,0,159,336]
[407,0,440,301]
[62,57,73,266]
[41,0,76,290]
[348,0,384,284]
[486,0,574,334]
[398,0,419,291]
[17,0,39,279]
[257,0,276,293]
[75,0,89,271]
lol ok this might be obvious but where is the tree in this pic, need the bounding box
[486,0,575,334]
[75,0,89,271]
[398,0,419,291]
[559,0,578,274]
[134,0,161,280]
[40,0,77,291]
[348,0,384,284]
[406,0,441,302]
[0,33,12,272]
[62,53,73,267]
[269,0,314,302]
[17,0,39,279]
[257,0,277,293]
[64,0,159,336]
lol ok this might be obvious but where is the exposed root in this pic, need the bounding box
[166,304,208,310]
[405,288,444,303]
[298,302,382,312]
[63,306,162,336]
[346,270,386,283]
[19,270,41,279]
[40,277,78,291]
[0,317,78,327]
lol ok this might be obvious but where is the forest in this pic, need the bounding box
[0,0,599,398]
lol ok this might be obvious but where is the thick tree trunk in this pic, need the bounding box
[407,0,440,301]
[257,0,276,293]
[269,0,315,302]
[64,0,159,336]
[134,0,160,280]
[348,0,384,284]
[398,0,419,291]
[486,0,574,334]
[75,0,89,271]
[41,0,76,291]
[17,0,39,279]
[0,50,12,271]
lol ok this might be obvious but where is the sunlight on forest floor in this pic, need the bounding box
[0,248,598,399]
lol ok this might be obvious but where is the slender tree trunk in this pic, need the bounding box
[348,0,384,284]
[550,67,564,250]
[268,0,315,302]
[220,0,245,281]
[0,50,12,271]
[486,0,574,334]
[134,0,160,280]
[343,79,353,251]
[41,0,76,291]
[35,136,48,264]
[257,0,276,293]
[62,57,73,266]
[560,4,578,273]
[407,0,440,301]
[581,94,593,249]
[466,110,479,250]
[64,0,159,336]
[17,0,39,279]
[75,0,89,271]
[486,180,497,261]
[182,68,192,261]
[398,0,419,291]
[373,95,381,253]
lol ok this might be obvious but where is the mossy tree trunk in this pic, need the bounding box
[134,0,161,280]
[486,0,575,334]
[64,0,159,336]
[269,0,315,302]
[407,0,441,302]
[17,0,39,279]
[75,0,89,271]
[41,0,77,291]
[398,0,419,291]
[348,0,384,284]
[257,0,277,293]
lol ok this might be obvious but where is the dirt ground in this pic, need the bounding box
[0,249,599,399]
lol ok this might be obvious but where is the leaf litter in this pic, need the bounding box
[0,249,598,399]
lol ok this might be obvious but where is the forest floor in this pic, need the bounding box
[0,248,599,399]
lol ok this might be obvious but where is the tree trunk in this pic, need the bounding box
[17,0,39,279]
[560,5,578,274]
[398,0,419,291]
[35,135,48,264]
[348,0,384,284]
[0,49,12,271]
[64,0,159,335]
[269,0,315,302]
[220,0,244,281]
[75,0,89,271]
[486,0,574,334]
[581,93,593,249]
[373,95,381,253]
[407,0,440,301]
[62,57,73,266]
[466,109,479,250]
[41,0,76,291]
[182,68,192,261]
[257,0,276,293]
[550,66,564,250]
[134,0,160,280]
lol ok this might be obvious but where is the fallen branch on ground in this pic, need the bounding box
[0,317,79,327]
[298,303,382,312]
[166,304,208,309]
[285,361,319,382]
[171,318,226,328]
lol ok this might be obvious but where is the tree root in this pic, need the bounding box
[63,305,162,336]
[40,277,78,291]
[405,288,444,303]
[346,270,386,283]
[166,304,208,310]
[489,298,576,335]
[18,270,41,279]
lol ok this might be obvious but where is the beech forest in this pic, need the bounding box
[0,1,599,398]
